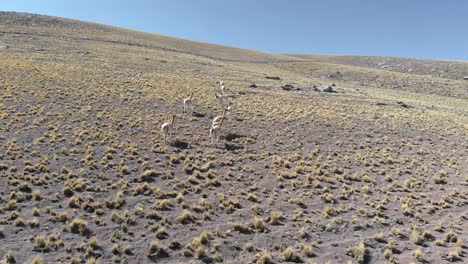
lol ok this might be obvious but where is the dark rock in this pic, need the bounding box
[330,83,336,87]
[281,84,294,91]
[249,83,257,88]
[353,225,363,231]
[172,140,189,149]
[463,76,468,80]
[266,76,280,80]
[192,112,206,118]
[323,85,336,93]
[225,143,243,151]
[313,85,337,93]
[396,101,412,108]
[281,84,300,91]
[323,86,334,92]
[225,133,245,142]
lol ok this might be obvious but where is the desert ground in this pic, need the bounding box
[0,12,467,264]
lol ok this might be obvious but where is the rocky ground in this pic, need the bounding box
[0,12,467,264]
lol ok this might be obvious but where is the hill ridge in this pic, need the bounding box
[0,11,307,63]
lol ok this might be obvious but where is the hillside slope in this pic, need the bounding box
[289,54,468,80]
[0,12,467,264]
[283,54,468,98]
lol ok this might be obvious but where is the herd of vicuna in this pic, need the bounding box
[161,81,232,147]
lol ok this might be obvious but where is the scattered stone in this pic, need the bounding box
[265,76,280,80]
[281,84,300,91]
[313,85,337,93]
[322,85,335,93]
[249,83,257,88]
[281,84,294,91]
[353,226,363,231]
[375,102,388,106]
[396,101,412,108]
[330,83,336,87]
[463,76,468,80]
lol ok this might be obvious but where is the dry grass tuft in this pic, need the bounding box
[347,241,368,263]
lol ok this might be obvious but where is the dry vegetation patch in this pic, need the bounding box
[0,12,467,264]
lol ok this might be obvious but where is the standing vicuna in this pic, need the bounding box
[214,89,230,109]
[183,92,194,113]
[215,80,226,96]
[214,90,224,102]
[220,85,226,96]
[212,104,232,127]
[210,115,225,146]
[161,115,176,145]
[218,81,227,96]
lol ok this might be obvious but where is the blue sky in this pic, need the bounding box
[1,0,468,60]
